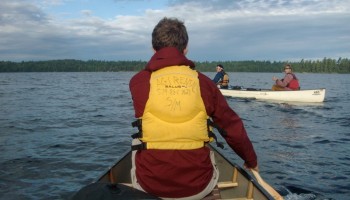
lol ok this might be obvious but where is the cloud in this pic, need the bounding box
[167,0,350,61]
[0,0,152,60]
[0,0,349,61]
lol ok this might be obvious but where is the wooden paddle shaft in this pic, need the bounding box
[251,170,283,200]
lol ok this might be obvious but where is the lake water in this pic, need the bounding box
[0,72,349,200]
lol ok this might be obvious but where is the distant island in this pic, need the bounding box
[1,57,349,73]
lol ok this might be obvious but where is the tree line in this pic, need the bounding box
[0,57,349,73]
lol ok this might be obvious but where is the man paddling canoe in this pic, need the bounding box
[129,17,259,199]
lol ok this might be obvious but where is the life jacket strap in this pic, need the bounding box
[131,132,140,139]
[207,119,227,137]
[207,119,225,149]
[208,130,224,149]
[131,119,143,139]
[132,119,142,129]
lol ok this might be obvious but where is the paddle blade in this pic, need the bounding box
[251,170,283,200]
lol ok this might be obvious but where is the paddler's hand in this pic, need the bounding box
[272,76,278,81]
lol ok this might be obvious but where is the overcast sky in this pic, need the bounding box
[1,0,349,62]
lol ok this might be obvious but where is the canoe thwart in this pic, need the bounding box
[217,181,239,188]
[217,167,239,188]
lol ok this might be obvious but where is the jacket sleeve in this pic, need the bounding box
[212,72,223,84]
[198,73,257,168]
[129,70,151,118]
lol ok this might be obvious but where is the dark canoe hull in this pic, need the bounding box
[74,144,274,200]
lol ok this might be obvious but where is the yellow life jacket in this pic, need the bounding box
[220,73,229,87]
[139,66,212,150]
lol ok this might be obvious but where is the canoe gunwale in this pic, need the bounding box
[208,144,275,199]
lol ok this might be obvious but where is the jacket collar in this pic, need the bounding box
[145,47,195,72]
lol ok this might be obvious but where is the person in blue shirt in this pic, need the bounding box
[212,64,229,89]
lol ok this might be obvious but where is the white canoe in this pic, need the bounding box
[220,88,326,103]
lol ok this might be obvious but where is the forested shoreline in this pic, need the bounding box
[1,57,349,73]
